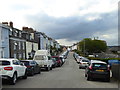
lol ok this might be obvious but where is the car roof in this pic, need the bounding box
[0,58,18,61]
[20,60,34,62]
[90,60,107,64]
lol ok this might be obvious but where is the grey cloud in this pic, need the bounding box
[24,11,117,45]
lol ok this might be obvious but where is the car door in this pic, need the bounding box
[34,61,39,73]
[17,60,26,76]
[12,60,21,77]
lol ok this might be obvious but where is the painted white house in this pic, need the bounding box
[0,23,10,58]
[71,44,77,50]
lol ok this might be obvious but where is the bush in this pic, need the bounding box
[86,57,120,64]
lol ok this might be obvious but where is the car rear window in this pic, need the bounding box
[0,61,10,65]
[20,61,29,66]
[93,63,107,68]
[82,60,89,62]
[34,55,45,60]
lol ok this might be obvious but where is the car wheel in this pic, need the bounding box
[46,66,50,71]
[10,73,17,85]
[30,69,34,76]
[79,67,81,69]
[50,67,52,70]
[38,68,41,74]
[22,70,27,79]
[87,74,91,81]
[105,77,110,82]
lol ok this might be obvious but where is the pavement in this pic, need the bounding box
[2,52,119,88]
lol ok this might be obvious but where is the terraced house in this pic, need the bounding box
[0,22,61,60]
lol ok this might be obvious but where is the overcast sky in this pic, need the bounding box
[0,0,119,46]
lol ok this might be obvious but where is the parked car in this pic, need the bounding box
[51,58,57,68]
[85,60,110,82]
[61,50,69,59]
[59,55,65,65]
[0,58,27,85]
[33,50,53,71]
[79,59,90,69]
[20,60,41,76]
[52,56,62,67]
[73,53,79,61]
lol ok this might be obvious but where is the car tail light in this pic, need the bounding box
[89,66,92,70]
[107,65,110,70]
[26,66,31,68]
[4,67,13,70]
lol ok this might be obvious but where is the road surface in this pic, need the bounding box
[2,52,118,88]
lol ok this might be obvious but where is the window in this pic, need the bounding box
[19,32,22,37]
[20,61,29,66]
[19,53,22,59]
[14,41,17,50]
[23,53,25,59]
[14,53,17,58]
[19,42,21,50]
[9,28,12,35]
[13,60,19,65]
[0,61,10,66]
[34,55,45,60]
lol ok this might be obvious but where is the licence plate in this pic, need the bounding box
[96,70,104,72]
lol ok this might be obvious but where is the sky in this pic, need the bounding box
[0,0,119,46]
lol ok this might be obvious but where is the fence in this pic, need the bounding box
[111,64,120,81]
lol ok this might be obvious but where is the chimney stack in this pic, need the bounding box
[22,27,34,33]
[9,21,13,28]
[2,22,8,26]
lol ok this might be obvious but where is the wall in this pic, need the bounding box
[0,24,9,58]
[111,64,120,81]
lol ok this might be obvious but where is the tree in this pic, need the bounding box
[79,38,107,55]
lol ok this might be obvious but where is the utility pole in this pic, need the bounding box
[84,39,85,56]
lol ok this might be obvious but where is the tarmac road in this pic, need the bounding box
[2,52,118,88]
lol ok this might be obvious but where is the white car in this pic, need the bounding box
[0,58,27,85]
[79,59,89,69]
[33,50,53,71]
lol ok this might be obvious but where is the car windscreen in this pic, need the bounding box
[34,55,45,60]
[0,61,10,66]
[92,63,107,69]
[20,61,29,66]
[52,57,59,61]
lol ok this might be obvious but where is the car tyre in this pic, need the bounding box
[105,77,110,82]
[87,74,91,81]
[79,67,81,69]
[38,68,41,74]
[46,66,50,71]
[10,73,17,85]
[30,69,34,76]
[50,67,52,70]
[22,70,27,79]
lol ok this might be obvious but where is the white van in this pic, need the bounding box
[33,50,53,71]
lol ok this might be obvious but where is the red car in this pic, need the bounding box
[52,56,62,67]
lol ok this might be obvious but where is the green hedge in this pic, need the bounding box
[87,57,120,63]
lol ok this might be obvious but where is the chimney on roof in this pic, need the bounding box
[2,22,8,26]
[22,27,34,33]
[9,21,13,28]
[22,27,29,30]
